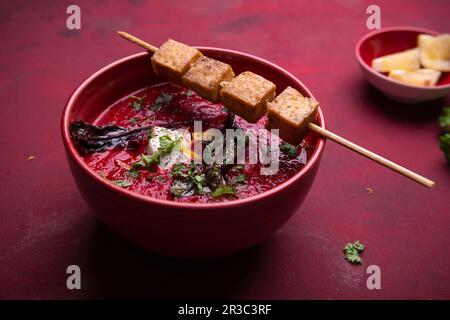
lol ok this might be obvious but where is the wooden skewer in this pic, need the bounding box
[117,31,158,52]
[117,31,435,188]
[308,123,434,188]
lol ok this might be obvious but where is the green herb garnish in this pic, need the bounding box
[129,94,146,111]
[192,173,206,193]
[231,165,244,173]
[439,107,450,163]
[128,168,139,179]
[151,92,173,111]
[212,185,236,198]
[440,134,450,163]
[128,117,138,124]
[440,107,450,133]
[113,180,133,188]
[169,164,206,197]
[132,135,179,169]
[171,163,187,177]
[184,90,195,97]
[343,241,365,265]
[232,173,247,185]
[280,142,297,156]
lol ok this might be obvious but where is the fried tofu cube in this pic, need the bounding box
[182,56,234,102]
[220,71,276,123]
[266,86,319,146]
[151,39,202,84]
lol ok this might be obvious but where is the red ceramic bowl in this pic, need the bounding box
[61,48,326,258]
[356,26,450,103]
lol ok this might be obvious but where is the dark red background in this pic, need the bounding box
[1,0,449,299]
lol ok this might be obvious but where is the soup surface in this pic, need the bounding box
[77,83,313,203]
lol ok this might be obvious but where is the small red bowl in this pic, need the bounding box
[356,26,450,103]
[61,48,326,258]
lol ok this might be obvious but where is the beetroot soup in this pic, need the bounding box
[70,83,313,203]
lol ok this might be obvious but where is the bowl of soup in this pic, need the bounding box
[61,48,326,258]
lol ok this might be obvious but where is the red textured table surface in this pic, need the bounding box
[1,0,449,300]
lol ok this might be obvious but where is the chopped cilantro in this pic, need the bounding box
[440,107,450,133]
[128,117,138,124]
[280,142,297,156]
[232,173,247,185]
[204,165,224,190]
[132,135,179,169]
[170,179,195,197]
[170,164,203,197]
[343,241,365,265]
[129,94,146,111]
[170,164,225,197]
[231,165,244,172]
[212,185,236,198]
[171,163,187,177]
[113,180,133,188]
[192,173,206,193]
[439,107,450,163]
[186,164,207,193]
[222,106,229,112]
[440,134,450,163]
[184,90,195,97]
[128,168,139,179]
[151,92,173,111]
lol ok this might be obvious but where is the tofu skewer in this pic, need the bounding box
[117,31,435,188]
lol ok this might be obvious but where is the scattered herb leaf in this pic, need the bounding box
[440,107,450,133]
[132,135,179,170]
[170,179,195,197]
[129,168,139,179]
[129,95,147,111]
[231,165,244,173]
[280,142,297,156]
[440,133,450,164]
[171,163,187,177]
[233,174,247,185]
[184,90,195,97]
[343,241,365,265]
[205,165,225,191]
[113,180,133,188]
[170,164,227,197]
[440,107,450,164]
[129,117,138,124]
[151,92,173,111]
[212,185,236,198]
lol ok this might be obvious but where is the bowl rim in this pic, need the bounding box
[61,48,326,209]
[355,26,450,90]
